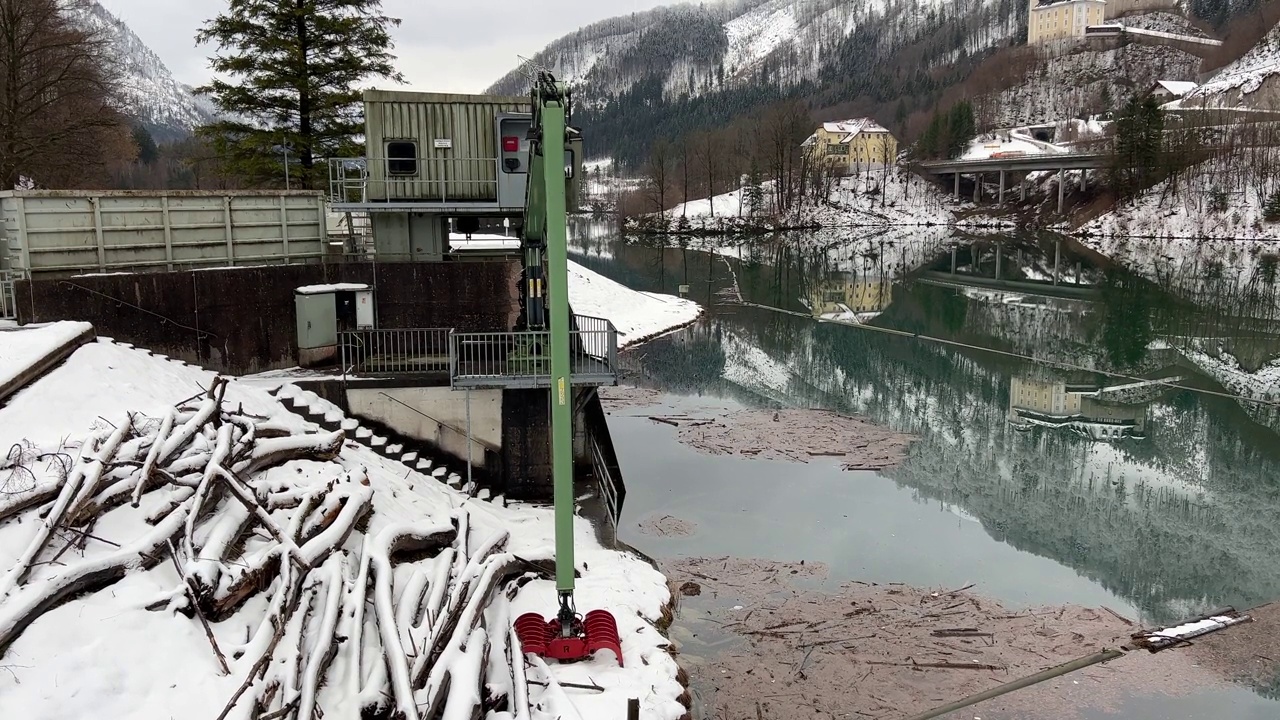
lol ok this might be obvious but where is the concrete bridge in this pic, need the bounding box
[918,153,1109,213]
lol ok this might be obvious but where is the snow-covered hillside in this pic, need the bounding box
[1184,21,1280,107]
[653,168,956,232]
[71,2,215,140]
[487,0,1023,106]
[979,42,1200,129]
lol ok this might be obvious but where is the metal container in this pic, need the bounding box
[1,190,328,277]
[363,90,531,204]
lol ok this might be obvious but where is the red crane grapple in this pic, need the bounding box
[515,609,624,667]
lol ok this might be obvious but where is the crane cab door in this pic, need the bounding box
[496,113,532,210]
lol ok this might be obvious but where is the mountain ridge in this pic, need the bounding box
[71,1,215,142]
[489,0,1275,166]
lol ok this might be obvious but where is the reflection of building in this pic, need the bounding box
[1008,377,1148,440]
[804,276,894,322]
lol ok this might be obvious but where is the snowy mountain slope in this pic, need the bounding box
[70,2,215,141]
[1184,21,1280,106]
[981,42,1200,128]
[488,0,1020,105]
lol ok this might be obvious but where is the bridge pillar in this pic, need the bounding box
[1054,240,1061,287]
[974,173,981,203]
[951,246,957,274]
[1020,176,1027,202]
[995,243,1002,280]
[954,172,960,198]
[1058,168,1066,214]
[998,170,1006,205]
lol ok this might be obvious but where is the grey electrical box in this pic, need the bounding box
[355,289,375,329]
[295,283,372,367]
[296,291,337,359]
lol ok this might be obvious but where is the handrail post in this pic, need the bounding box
[448,331,457,389]
[609,323,618,374]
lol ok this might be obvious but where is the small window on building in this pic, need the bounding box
[386,141,418,176]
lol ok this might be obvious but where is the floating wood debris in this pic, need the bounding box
[1127,607,1253,652]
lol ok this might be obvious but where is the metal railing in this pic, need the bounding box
[0,270,15,319]
[450,315,619,388]
[340,328,453,376]
[590,433,623,528]
[328,157,501,204]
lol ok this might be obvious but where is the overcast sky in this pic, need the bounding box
[99,0,672,93]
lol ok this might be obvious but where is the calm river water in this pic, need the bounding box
[573,223,1280,719]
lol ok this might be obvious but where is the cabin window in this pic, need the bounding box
[386,141,418,176]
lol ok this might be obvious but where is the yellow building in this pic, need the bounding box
[802,119,898,174]
[1028,0,1106,43]
[1009,377,1081,417]
[808,277,894,318]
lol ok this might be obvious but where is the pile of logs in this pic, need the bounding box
[0,378,553,720]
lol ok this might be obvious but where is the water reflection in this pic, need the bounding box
[1008,376,1153,441]
[573,225,1280,628]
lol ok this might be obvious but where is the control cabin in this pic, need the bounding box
[329,90,584,261]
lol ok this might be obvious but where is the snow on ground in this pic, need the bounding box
[962,133,1062,160]
[723,0,798,78]
[0,340,685,720]
[1187,22,1280,102]
[985,42,1199,128]
[1079,151,1280,241]
[663,168,955,229]
[0,339,283,451]
[568,263,702,348]
[0,321,93,392]
[444,235,704,345]
[1180,341,1280,400]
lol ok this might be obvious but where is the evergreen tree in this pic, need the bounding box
[1264,190,1280,222]
[745,157,765,216]
[195,0,404,189]
[1109,94,1165,200]
[946,100,976,159]
[132,126,160,166]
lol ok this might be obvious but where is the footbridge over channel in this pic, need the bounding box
[919,153,1109,213]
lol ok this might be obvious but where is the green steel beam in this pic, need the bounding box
[537,87,576,594]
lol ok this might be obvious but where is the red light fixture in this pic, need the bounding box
[503,136,520,153]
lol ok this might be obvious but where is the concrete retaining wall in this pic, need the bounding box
[14,260,522,375]
[347,386,501,468]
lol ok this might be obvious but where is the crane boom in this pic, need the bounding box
[511,71,624,668]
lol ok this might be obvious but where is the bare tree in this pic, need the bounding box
[643,138,674,222]
[0,0,126,188]
[677,134,693,215]
[760,100,810,214]
[694,130,724,217]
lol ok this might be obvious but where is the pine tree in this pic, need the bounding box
[946,100,976,159]
[744,157,765,216]
[132,126,160,166]
[195,0,404,189]
[1264,191,1280,222]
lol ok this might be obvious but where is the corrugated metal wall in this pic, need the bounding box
[2,191,328,277]
[364,91,530,202]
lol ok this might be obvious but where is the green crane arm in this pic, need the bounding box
[523,74,577,601]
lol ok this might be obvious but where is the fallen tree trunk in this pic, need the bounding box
[0,498,192,658]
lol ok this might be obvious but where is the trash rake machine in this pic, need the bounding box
[511,70,623,668]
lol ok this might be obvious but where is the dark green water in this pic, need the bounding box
[573,224,1280,717]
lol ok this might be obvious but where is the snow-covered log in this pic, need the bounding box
[0,496,193,657]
